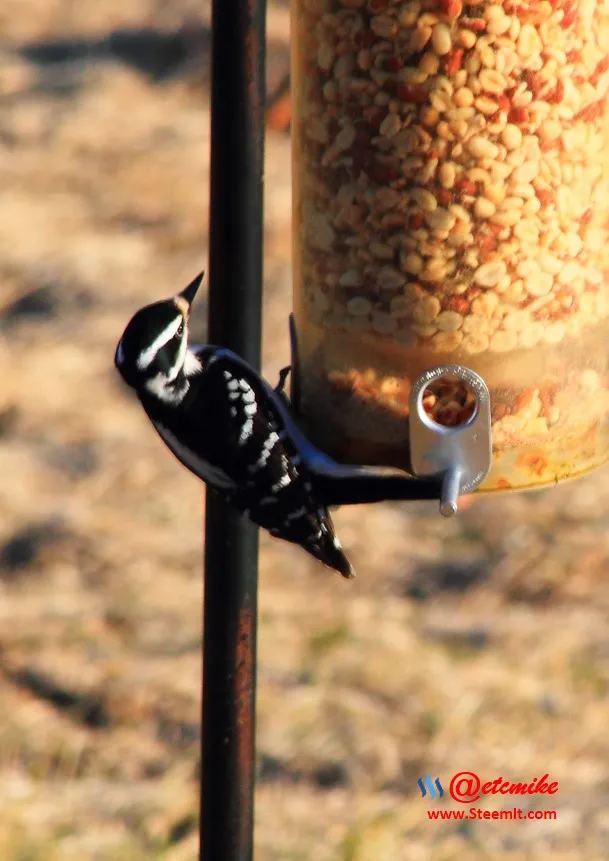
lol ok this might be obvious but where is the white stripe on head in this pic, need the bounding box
[166,326,189,382]
[136,316,183,371]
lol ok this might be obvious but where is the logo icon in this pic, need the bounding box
[418,776,444,800]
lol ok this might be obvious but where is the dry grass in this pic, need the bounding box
[1,2,609,859]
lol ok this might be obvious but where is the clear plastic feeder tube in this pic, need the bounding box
[292,0,609,491]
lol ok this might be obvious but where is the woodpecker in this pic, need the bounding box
[114,272,441,578]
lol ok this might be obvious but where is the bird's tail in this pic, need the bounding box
[306,516,355,579]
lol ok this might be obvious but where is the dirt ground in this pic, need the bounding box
[1,2,609,859]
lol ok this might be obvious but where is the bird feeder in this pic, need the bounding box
[291,0,609,499]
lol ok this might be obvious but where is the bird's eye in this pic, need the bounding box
[177,321,185,336]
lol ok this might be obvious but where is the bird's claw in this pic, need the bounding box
[275,366,291,396]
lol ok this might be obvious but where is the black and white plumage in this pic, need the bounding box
[115,272,441,578]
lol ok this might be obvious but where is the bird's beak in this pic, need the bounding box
[176,271,204,315]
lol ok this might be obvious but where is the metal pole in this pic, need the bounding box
[201,0,266,856]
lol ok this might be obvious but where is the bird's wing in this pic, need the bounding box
[193,350,308,499]
[196,354,354,576]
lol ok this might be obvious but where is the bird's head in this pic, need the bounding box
[115,271,203,394]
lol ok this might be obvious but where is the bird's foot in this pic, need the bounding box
[275,366,291,395]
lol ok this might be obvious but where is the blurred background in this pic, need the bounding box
[1,1,609,859]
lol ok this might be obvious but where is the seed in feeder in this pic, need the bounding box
[467,136,499,160]
[431,23,452,56]
[463,332,490,354]
[540,119,562,142]
[526,272,554,298]
[423,258,449,281]
[335,124,356,152]
[517,24,541,59]
[307,213,335,251]
[474,261,507,288]
[474,197,496,219]
[486,11,511,36]
[370,14,398,39]
[413,296,441,324]
[412,323,439,338]
[438,161,456,188]
[402,251,424,274]
[478,69,508,94]
[461,315,489,337]
[333,54,355,81]
[502,310,529,332]
[390,295,413,317]
[378,266,406,289]
[501,124,523,151]
[317,42,335,72]
[422,392,437,412]
[558,261,581,285]
[379,112,402,139]
[434,401,464,426]
[538,253,562,275]
[411,187,438,212]
[339,269,362,287]
[347,297,372,316]
[371,313,397,334]
[307,118,329,144]
[436,310,463,333]
[512,161,540,184]
[433,330,463,351]
[424,207,456,232]
[454,86,474,107]
[370,241,395,261]
[491,208,522,228]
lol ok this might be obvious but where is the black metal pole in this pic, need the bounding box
[201,0,266,857]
